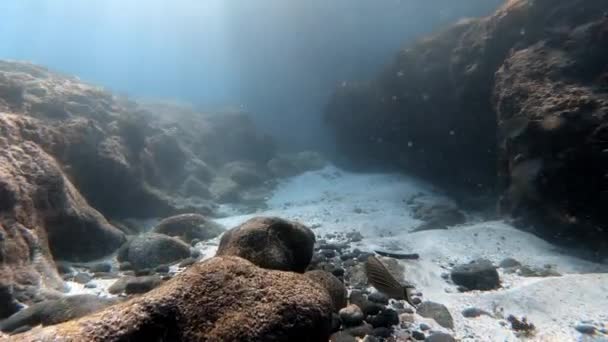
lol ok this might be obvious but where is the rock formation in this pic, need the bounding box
[8,256,334,342]
[325,0,608,249]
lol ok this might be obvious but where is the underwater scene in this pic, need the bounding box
[0,0,607,341]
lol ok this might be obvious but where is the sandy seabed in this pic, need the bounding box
[69,165,608,342]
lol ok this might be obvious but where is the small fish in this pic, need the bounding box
[374,250,420,260]
[365,256,417,308]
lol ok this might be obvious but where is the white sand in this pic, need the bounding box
[65,165,608,341]
[216,165,608,342]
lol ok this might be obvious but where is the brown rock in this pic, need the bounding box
[216,217,315,272]
[12,256,333,342]
[305,270,347,312]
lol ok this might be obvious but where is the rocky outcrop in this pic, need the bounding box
[216,217,316,272]
[0,114,125,316]
[10,256,334,342]
[325,0,608,249]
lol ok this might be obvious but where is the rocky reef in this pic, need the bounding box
[325,0,608,250]
[0,60,326,318]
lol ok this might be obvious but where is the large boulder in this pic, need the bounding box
[494,12,608,247]
[11,256,334,342]
[216,217,316,272]
[117,233,191,271]
[324,0,608,249]
[0,115,125,316]
[151,213,225,244]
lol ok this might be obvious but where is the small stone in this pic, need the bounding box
[331,313,341,333]
[320,249,337,258]
[190,249,201,259]
[420,323,431,331]
[399,313,415,323]
[94,272,118,279]
[366,308,399,328]
[346,231,363,242]
[371,327,392,338]
[330,331,356,342]
[339,304,364,326]
[425,332,456,342]
[412,297,422,305]
[56,262,73,275]
[124,275,163,294]
[119,262,133,271]
[368,292,389,305]
[73,273,92,284]
[575,324,597,335]
[462,307,492,318]
[357,252,373,262]
[361,301,384,316]
[344,322,373,337]
[84,282,97,289]
[343,259,356,268]
[499,258,521,269]
[134,269,151,276]
[88,262,112,273]
[362,336,379,342]
[450,259,500,291]
[331,267,345,278]
[416,301,454,329]
[412,330,426,340]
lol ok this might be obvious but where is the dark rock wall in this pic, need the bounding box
[325,0,608,248]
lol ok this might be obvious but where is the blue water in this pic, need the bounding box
[0,0,501,149]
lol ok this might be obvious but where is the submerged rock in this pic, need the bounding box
[11,256,334,341]
[425,332,456,342]
[216,216,315,272]
[339,304,364,326]
[152,213,225,243]
[305,270,347,312]
[0,295,118,334]
[117,233,191,271]
[416,301,454,329]
[451,259,500,291]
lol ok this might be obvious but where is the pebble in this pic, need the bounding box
[135,269,151,276]
[420,323,431,331]
[412,330,426,340]
[343,259,356,267]
[368,292,389,305]
[119,262,133,271]
[371,327,392,338]
[425,332,456,342]
[499,258,521,268]
[88,262,112,273]
[320,249,337,258]
[575,324,597,335]
[73,272,92,284]
[366,308,399,328]
[84,282,97,289]
[330,331,356,342]
[462,307,492,318]
[344,322,373,337]
[331,267,345,278]
[339,304,364,326]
